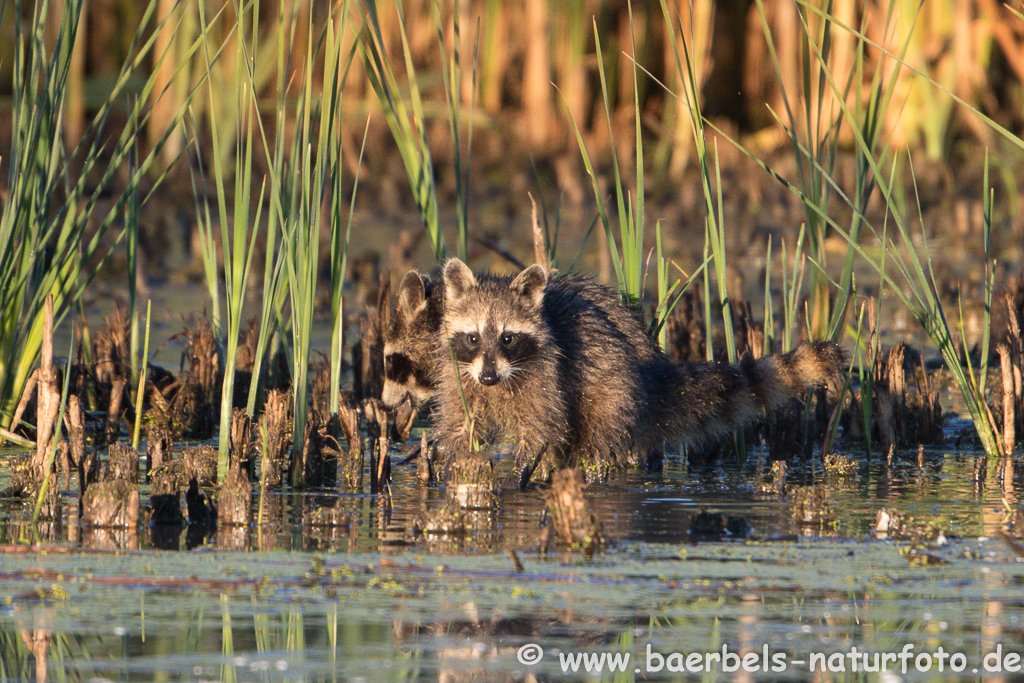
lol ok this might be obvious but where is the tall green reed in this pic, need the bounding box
[563,6,645,308]
[194,0,265,482]
[753,0,846,340]
[748,0,1013,454]
[658,0,738,362]
[357,0,446,261]
[356,0,474,264]
[276,2,357,485]
[0,0,206,429]
[195,0,358,484]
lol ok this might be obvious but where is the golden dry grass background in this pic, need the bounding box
[4,0,1023,182]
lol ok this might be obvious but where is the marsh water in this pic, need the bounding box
[2,285,1024,682]
[4,424,1024,682]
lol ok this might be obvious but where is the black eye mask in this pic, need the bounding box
[385,352,414,382]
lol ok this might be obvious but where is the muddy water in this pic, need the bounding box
[3,422,1024,681]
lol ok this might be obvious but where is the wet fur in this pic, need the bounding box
[433,258,844,471]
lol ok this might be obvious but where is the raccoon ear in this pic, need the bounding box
[512,264,547,308]
[443,258,477,303]
[397,271,427,318]
[377,273,392,330]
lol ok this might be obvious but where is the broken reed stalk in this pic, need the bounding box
[542,468,603,552]
[30,296,60,477]
[997,343,1016,456]
[32,297,75,525]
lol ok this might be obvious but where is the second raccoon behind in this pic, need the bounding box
[430,258,844,474]
[381,271,444,410]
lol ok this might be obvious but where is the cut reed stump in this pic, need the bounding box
[989,293,1022,456]
[296,415,338,488]
[790,485,835,526]
[61,393,87,491]
[9,295,63,520]
[417,431,433,483]
[108,442,139,484]
[414,451,497,537]
[447,452,497,509]
[149,470,183,527]
[338,399,364,488]
[218,457,252,527]
[145,424,174,475]
[183,445,218,486]
[93,306,132,443]
[364,399,391,492]
[14,295,62,483]
[185,476,217,528]
[542,468,603,552]
[258,389,292,488]
[229,408,255,480]
[303,498,351,528]
[82,479,140,528]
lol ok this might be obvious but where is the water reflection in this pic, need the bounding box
[0,448,1021,551]
[3,448,1024,680]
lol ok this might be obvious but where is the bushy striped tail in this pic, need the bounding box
[656,341,845,449]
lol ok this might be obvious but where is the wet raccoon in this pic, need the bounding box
[381,270,444,410]
[434,258,844,475]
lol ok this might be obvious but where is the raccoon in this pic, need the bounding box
[381,270,444,410]
[433,258,844,475]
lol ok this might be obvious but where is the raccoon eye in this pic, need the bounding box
[501,332,517,346]
[467,333,479,346]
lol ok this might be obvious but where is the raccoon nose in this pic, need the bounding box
[478,356,501,386]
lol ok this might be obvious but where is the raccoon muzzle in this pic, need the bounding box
[478,355,501,386]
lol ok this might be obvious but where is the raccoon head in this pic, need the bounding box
[381,270,441,409]
[442,258,547,387]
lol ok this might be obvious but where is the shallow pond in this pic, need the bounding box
[3,417,1024,682]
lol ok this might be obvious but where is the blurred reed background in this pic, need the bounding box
[4,0,1022,204]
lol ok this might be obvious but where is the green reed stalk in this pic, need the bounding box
[780,226,807,351]
[762,237,775,355]
[357,0,445,261]
[432,0,475,262]
[132,300,151,451]
[563,3,648,308]
[728,36,998,452]
[322,1,360,421]
[275,4,356,485]
[196,0,265,482]
[753,0,846,340]
[0,0,208,428]
[780,2,1004,454]
[659,0,737,360]
[330,118,369,419]
[127,138,141,387]
[243,1,292,420]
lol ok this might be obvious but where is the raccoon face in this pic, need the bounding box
[442,259,547,388]
[381,271,441,409]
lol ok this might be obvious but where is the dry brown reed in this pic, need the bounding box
[15,0,1021,188]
